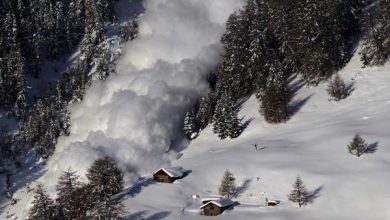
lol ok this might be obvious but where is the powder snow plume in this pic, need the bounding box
[43,0,244,186]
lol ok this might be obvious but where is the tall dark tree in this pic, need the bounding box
[213,86,242,139]
[86,157,124,220]
[196,93,216,129]
[183,109,199,140]
[56,168,82,219]
[29,184,56,220]
[360,0,390,66]
[259,62,290,123]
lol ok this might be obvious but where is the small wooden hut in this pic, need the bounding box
[200,198,234,216]
[153,167,184,183]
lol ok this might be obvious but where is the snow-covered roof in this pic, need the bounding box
[200,198,235,209]
[201,196,223,203]
[154,166,184,178]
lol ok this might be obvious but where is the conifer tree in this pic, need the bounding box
[28,184,56,220]
[56,168,82,219]
[213,84,242,139]
[66,0,86,49]
[260,62,290,123]
[218,169,236,199]
[196,93,216,129]
[183,109,199,140]
[67,185,92,219]
[348,134,368,157]
[360,0,390,66]
[327,74,348,101]
[288,176,309,207]
[86,157,124,220]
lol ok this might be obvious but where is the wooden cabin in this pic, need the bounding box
[200,198,234,216]
[201,196,223,204]
[153,167,184,183]
[265,198,280,207]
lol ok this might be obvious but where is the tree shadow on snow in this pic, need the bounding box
[365,142,379,154]
[289,94,313,117]
[240,117,255,132]
[113,177,155,202]
[290,78,306,97]
[125,211,170,220]
[0,150,46,215]
[234,178,252,198]
[306,185,324,204]
[345,81,355,97]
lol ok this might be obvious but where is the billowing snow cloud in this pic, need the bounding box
[44,0,243,185]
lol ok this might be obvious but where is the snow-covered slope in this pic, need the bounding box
[124,54,390,220]
[2,0,390,219]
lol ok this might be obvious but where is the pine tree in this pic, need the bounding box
[348,134,368,157]
[95,43,112,80]
[86,157,123,197]
[218,169,236,199]
[196,93,216,129]
[260,62,290,123]
[29,184,56,220]
[360,0,390,66]
[48,1,66,58]
[213,85,242,139]
[14,69,28,120]
[288,176,309,207]
[86,157,124,220]
[67,185,92,219]
[56,168,82,219]
[183,109,199,140]
[66,0,85,49]
[327,74,348,101]
[213,92,228,139]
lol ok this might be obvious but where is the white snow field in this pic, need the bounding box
[123,57,390,220]
[2,0,390,219]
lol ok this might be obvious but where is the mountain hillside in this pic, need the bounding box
[124,53,390,220]
[1,0,390,219]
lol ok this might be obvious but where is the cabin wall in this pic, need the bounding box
[201,204,222,216]
[153,170,176,183]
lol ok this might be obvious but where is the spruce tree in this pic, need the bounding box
[183,109,199,140]
[66,0,85,49]
[288,176,309,207]
[348,134,368,157]
[29,184,56,220]
[327,74,348,101]
[218,169,236,199]
[14,63,28,120]
[360,0,390,66]
[213,84,242,139]
[196,93,216,129]
[56,168,82,219]
[86,157,124,220]
[67,185,92,219]
[260,62,290,123]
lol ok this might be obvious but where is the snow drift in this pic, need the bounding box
[44,0,244,185]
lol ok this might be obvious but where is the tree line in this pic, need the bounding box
[29,157,124,220]
[0,0,141,160]
[184,0,389,140]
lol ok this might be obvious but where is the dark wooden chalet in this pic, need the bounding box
[153,167,184,183]
[265,198,280,207]
[200,198,234,216]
